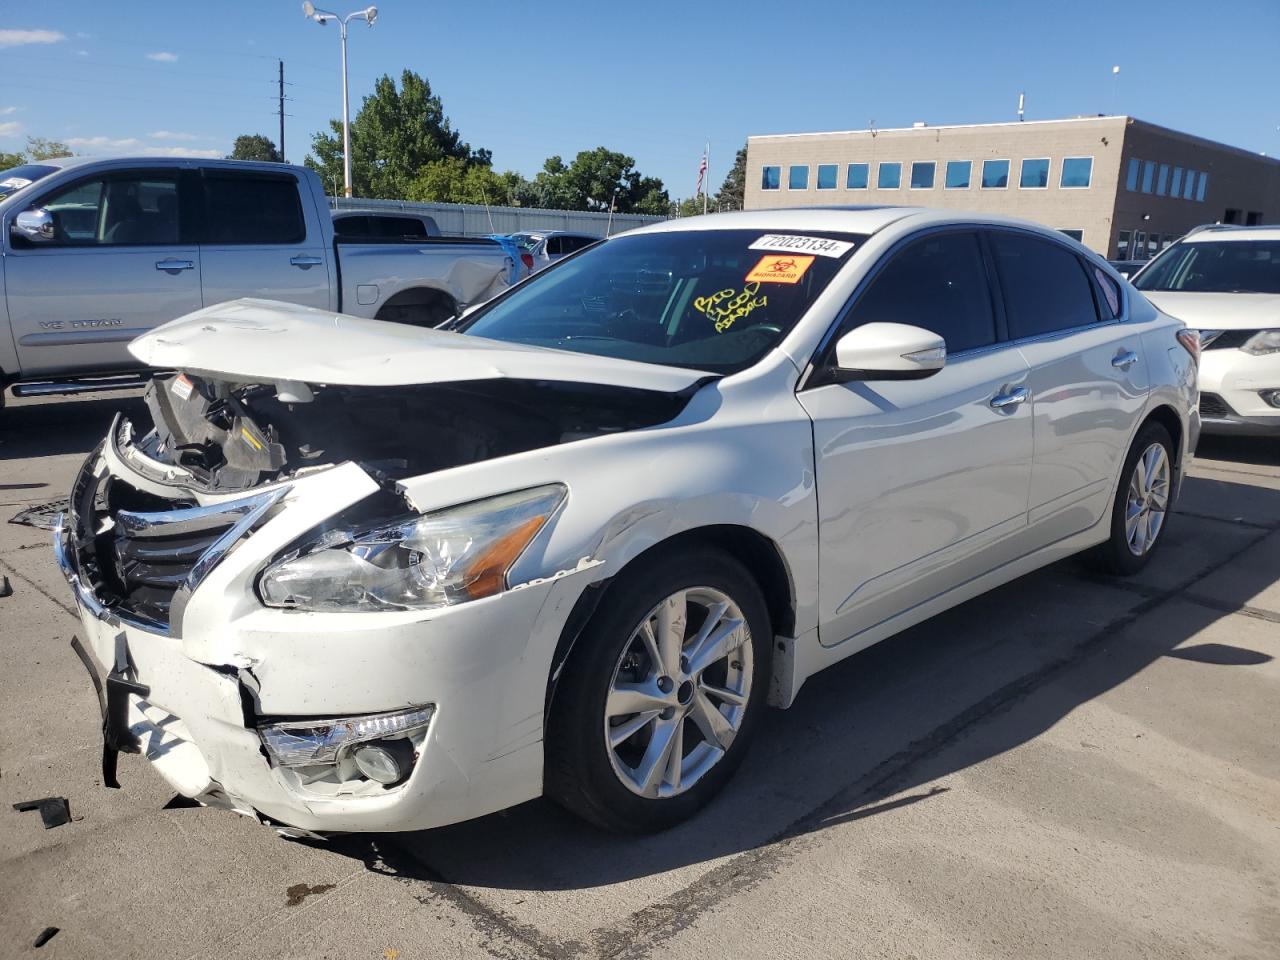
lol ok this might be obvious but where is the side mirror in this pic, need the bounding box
[832,322,946,382]
[12,208,55,243]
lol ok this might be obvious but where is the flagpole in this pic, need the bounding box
[703,140,709,216]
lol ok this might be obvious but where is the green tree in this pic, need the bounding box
[716,143,747,210]
[306,69,482,198]
[532,147,669,214]
[0,151,24,169]
[25,137,72,161]
[228,133,281,162]
[406,156,509,205]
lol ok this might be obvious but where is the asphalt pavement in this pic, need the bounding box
[1,390,1277,960]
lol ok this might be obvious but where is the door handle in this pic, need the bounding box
[289,255,323,268]
[990,386,1029,409]
[1112,350,1139,370]
[155,258,194,272]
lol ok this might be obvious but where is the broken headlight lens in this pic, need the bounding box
[260,705,434,767]
[258,484,566,612]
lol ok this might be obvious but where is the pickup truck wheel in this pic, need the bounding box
[545,546,772,833]
[375,290,457,328]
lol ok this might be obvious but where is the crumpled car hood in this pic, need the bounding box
[129,298,713,393]
[1142,291,1280,331]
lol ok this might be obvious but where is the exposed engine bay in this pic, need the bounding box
[138,372,695,492]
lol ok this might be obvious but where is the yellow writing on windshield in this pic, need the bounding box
[693,282,768,333]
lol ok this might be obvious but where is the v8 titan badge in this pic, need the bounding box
[745,254,815,284]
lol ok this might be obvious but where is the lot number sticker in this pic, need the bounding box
[746,254,815,284]
[749,234,854,258]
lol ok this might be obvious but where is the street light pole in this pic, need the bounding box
[302,2,378,198]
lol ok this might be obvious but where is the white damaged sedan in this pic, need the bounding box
[57,208,1198,836]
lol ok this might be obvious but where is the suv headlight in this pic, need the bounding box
[259,484,566,612]
[1242,330,1280,356]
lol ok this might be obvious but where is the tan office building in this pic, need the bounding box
[745,116,1280,260]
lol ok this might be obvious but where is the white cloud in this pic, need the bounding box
[149,130,200,141]
[0,106,18,116]
[65,135,219,159]
[76,49,89,57]
[146,51,178,62]
[0,121,22,137]
[0,29,65,48]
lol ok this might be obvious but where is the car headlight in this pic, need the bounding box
[259,484,567,612]
[1242,330,1280,356]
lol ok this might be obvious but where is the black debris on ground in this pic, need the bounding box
[13,796,72,829]
[8,500,64,531]
[0,575,11,598]
[33,927,60,948]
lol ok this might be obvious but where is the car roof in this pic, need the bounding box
[1182,224,1280,242]
[512,230,599,239]
[629,206,1092,243]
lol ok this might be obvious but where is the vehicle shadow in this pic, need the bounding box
[324,472,1277,894]
[0,393,148,461]
[1195,434,1280,468]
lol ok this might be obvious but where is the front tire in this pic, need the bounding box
[1089,421,1175,576]
[545,546,773,833]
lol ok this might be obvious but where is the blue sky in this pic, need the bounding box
[3,0,1278,198]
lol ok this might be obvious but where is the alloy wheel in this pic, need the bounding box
[1125,442,1170,556]
[604,587,753,799]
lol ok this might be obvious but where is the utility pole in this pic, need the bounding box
[278,60,286,162]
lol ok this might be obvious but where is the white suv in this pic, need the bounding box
[57,209,1197,837]
[1135,225,1280,434]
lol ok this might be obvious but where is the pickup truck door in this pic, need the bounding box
[3,168,202,378]
[196,168,333,311]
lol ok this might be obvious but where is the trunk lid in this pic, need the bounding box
[129,298,714,393]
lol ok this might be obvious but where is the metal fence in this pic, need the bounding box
[328,196,667,238]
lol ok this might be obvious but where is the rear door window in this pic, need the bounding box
[837,231,998,354]
[202,173,305,244]
[990,231,1100,338]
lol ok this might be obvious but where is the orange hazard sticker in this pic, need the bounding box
[745,254,815,284]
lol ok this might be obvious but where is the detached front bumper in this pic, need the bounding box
[54,442,592,834]
[1198,348,1280,435]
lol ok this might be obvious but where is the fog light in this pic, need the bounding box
[260,705,433,768]
[1260,390,1280,409]
[353,740,413,785]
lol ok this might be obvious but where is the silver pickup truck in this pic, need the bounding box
[0,157,515,405]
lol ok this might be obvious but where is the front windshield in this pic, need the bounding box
[1135,239,1280,294]
[0,164,58,201]
[458,228,863,375]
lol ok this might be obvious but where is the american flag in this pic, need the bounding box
[695,147,708,196]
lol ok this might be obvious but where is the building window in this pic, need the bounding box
[1141,160,1156,194]
[1059,229,1084,241]
[1126,158,1141,192]
[1170,167,1184,198]
[788,165,809,190]
[1196,171,1208,202]
[1134,230,1146,259]
[761,166,781,191]
[877,162,902,189]
[1060,157,1093,189]
[1247,211,1263,226]
[1147,234,1159,258]
[909,161,936,189]
[1020,158,1050,189]
[1224,209,1241,224]
[981,159,1010,189]
[816,163,838,190]
[846,162,869,189]
[945,160,971,189]
[1156,164,1170,196]
[1183,171,1196,200]
[1117,230,1132,258]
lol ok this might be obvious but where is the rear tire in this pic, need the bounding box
[545,546,772,833]
[1087,421,1175,576]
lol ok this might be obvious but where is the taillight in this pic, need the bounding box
[1175,329,1200,363]
[520,253,534,272]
